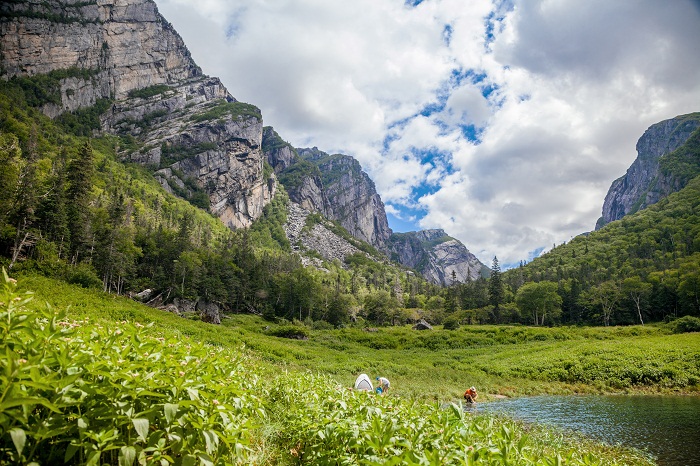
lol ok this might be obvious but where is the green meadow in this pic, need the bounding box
[4,273,699,464]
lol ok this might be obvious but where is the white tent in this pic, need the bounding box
[354,373,373,391]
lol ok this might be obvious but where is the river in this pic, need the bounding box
[473,395,700,466]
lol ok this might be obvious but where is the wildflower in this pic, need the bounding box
[18,359,28,364]
[179,371,185,376]
[135,322,144,328]
[115,329,122,335]
[212,399,220,405]
[13,297,21,302]
[181,361,187,366]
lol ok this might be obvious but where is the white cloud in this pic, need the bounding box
[155,0,700,265]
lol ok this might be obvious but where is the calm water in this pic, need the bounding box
[474,395,700,466]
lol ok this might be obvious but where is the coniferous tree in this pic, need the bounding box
[36,148,70,256]
[66,141,95,263]
[9,125,40,268]
[0,132,21,256]
[488,256,504,309]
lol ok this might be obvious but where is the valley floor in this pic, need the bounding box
[7,274,698,464]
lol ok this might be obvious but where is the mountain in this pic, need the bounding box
[1,0,484,285]
[1,0,275,229]
[596,112,700,229]
[387,229,487,285]
[262,127,487,283]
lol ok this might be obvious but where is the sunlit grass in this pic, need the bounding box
[6,273,694,464]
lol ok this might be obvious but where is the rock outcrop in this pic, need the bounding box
[284,202,368,267]
[387,229,485,285]
[264,129,485,284]
[596,113,700,229]
[297,147,393,249]
[1,0,200,116]
[1,0,274,229]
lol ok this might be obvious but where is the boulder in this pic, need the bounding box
[197,299,221,325]
[413,319,433,331]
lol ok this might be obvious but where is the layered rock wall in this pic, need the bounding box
[1,0,274,229]
[596,113,700,229]
[1,0,200,115]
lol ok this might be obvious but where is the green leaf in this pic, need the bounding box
[0,396,61,413]
[164,403,178,424]
[64,443,80,462]
[197,453,214,466]
[132,418,149,442]
[9,428,26,456]
[85,450,101,466]
[203,430,219,455]
[119,446,136,466]
[181,455,196,466]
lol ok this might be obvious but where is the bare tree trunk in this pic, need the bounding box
[9,231,34,270]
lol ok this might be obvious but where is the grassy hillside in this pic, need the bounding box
[2,272,669,465]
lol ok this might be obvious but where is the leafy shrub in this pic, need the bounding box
[442,315,460,330]
[65,263,102,288]
[670,315,700,333]
[127,84,171,99]
[266,325,310,340]
[0,271,267,465]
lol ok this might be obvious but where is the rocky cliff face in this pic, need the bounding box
[263,136,392,249]
[264,131,485,284]
[1,0,199,116]
[297,147,393,248]
[387,229,485,285]
[1,0,274,229]
[596,113,700,229]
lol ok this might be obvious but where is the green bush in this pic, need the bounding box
[266,325,310,340]
[65,263,102,289]
[442,315,461,330]
[670,315,700,333]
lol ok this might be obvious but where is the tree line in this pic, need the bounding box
[2,79,699,329]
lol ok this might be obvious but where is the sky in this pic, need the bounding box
[154,0,700,267]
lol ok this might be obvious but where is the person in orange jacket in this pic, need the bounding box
[464,386,478,403]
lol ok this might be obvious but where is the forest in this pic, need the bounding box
[1,72,699,330]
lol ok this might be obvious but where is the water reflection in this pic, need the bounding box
[476,395,700,466]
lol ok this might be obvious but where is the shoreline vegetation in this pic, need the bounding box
[3,273,698,464]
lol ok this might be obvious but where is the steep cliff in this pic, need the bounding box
[1,0,274,229]
[263,134,392,249]
[387,229,486,285]
[263,129,486,283]
[596,112,700,229]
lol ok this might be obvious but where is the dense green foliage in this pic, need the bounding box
[0,67,99,107]
[127,84,172,99]
[1,273,666,465]
[189,101,262,123]
[2,67,699,334]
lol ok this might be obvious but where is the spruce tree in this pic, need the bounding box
[66,141,95,263]
[488,256,504,309]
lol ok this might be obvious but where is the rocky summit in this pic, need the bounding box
[387,229,486,286]
[596,112,700,230]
